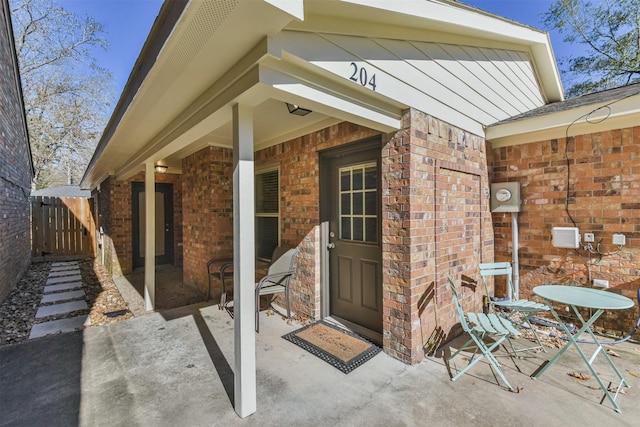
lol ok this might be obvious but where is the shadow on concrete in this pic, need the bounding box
[160,305,234,405]
[0,331,83,426]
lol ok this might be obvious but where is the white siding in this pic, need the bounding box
[274,31,545,132]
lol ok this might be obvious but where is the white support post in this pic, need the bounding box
[232,103,257,418]
[144,161,156,311]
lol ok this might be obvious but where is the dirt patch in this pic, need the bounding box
[0,258,133,346]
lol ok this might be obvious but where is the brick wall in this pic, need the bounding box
[382,109,492,363]
[0,4,33,302]
[258,122,381,319]
[180,117,490,364]
[491,126,640,337]
[182,146,234,296]
[94,172,182,276]
[181,125,381,313]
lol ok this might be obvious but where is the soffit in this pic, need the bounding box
[83,0,302,188]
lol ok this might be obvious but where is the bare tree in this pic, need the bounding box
[10,0,114,189]
[544,0,640,97]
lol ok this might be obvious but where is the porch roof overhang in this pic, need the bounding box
[80,0,564,190]
[486,87,640,147]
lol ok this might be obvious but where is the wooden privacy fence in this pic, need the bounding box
[31,196,96,260]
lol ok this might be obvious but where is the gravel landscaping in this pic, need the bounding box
[0,259,133,346]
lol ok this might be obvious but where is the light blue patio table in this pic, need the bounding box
[531,285,634,413]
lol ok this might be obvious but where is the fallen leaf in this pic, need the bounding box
[568,371,591,381]
[628,372,638,378]
[606,349,620,357]
[608,386,627,395]
[510,386,523,393]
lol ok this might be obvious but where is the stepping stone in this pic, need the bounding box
[46,275,82,285]
[50,265,80,273]
[44,282,84,293]
[51,261,79,267]
[48,269,81,278]
[41,290,85,304]
[29,315,89,339]
[36,300,88,318]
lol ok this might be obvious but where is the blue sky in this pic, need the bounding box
[58,0,577,96]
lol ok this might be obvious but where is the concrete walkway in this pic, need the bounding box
[29,261,90,339]
[1,303,638,426]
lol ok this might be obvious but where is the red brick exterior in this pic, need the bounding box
[93,172,182,276]
[491,126,640,337]
[97,113,491,365]
[258,123,381,319]
[0,3,33,302]
[383,109,492,363]
[182,147,234,295]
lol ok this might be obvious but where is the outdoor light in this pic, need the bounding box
[154,164,168,173]
[285,102,312,116]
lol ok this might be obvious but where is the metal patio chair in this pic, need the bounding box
[210,247,298,332]
[447,276,521,391]
[479,262,549,353]
[254,247,298,332]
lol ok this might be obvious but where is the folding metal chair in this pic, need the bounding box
[479,262,549,353]
[447,276,521,391]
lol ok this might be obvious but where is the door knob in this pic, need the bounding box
[327,242,335,249]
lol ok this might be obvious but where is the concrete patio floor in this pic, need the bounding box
[1,302,638,427]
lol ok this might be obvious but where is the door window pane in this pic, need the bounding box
[353,192,363,215]
[365,218,377,243]
[365,165,377,189]
[338,163,378,244]
[341,217,351,240]
[341,194,351,215]
[341,171,351,191]
[352,169,363,190]
[365,192,376,215]
[353,217,363,241]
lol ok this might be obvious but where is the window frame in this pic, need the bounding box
[255,164,280,261]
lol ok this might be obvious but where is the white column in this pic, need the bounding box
[232,103,256,417]
[144,161,156,311]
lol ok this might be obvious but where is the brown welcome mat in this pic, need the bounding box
[283,320,381,373]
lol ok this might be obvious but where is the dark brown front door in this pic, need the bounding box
[132,182,174,268]
[321,138,382,334]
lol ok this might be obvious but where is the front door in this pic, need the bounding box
[132,182,174,268]
[321,138,382,334]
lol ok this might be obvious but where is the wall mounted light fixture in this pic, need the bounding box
[285,102,312,116]
[154,164,168,173]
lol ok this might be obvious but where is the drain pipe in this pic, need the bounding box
[512,212,519,300]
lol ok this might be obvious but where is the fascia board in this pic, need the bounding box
[487,96,640,147]
[265,0,304,20]
[260,64,400,132]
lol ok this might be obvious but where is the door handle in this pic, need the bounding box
[327,242,335,250]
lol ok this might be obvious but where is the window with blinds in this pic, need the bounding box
[255,167,279,259]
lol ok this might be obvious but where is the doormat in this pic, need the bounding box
[282,320,381,374]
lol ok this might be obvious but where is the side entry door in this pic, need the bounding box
[132,182,174,268]
[321,139,382,334]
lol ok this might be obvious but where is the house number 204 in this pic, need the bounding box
[349,62,377,91]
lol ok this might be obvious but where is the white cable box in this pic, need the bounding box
[552,227,580,249]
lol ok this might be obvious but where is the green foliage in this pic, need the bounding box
[544,0,640,97]
[10,0,114,189]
